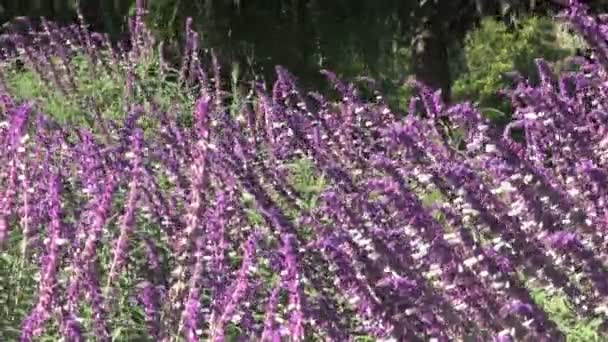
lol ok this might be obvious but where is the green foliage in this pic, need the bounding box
[2,49,196,132]
[452,16,576,114]
[286,158,327,213]
[3,63,80,124]
[0,247,38,340]
[531,286,605,342]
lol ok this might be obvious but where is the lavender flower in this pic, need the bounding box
[5,3,608,339]
[137,281,161,338]
[22,171,65,340]
[211,233,259,341]
[107,129,144,287]
[281,234,305,341]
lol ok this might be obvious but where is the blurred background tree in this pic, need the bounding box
[0,0,605,107]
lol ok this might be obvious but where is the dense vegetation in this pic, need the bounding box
[3,0,603,99]
[2,0,608,341]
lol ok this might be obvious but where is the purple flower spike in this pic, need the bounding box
[499,300,534,318]
[546,231,581,251]
[22,171,65,340]
[281,233,305,341]
[107,128,144,288]
[182,288,202,342]
[137,281,161,338]
[261,284,282,342]
[211,232,259,341]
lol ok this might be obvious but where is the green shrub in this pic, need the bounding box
[452,16,578,119]
[1,45,199,134]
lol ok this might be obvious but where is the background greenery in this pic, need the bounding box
[1,1,604,107]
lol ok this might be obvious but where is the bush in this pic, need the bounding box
[452,16,580,119]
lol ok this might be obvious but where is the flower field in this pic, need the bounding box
[1,1,608,341]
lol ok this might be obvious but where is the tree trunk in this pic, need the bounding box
[79,0,104,32]
[410,15,452,102]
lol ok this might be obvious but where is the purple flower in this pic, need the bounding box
[107,129,144,286]
[546,231,581,250]
[261,284,282,341]
[182,288,202,342]
[22,170,65,339]
[211,232,259,340]
[281,234,305,341]
[499,300,534,317]
[137,281,161,338]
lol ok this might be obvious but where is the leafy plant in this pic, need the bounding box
[452,15,576,114]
